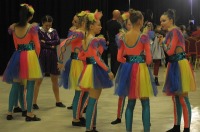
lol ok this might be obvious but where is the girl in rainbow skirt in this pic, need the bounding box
[111,11,133,125]
[160,9,196,132]
[57,11,89,127]
[115,9,157,132]
[3,3,42,121]
[78,10,114,132]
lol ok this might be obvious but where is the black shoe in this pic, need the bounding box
[166,125,180,132]
[56,102,66,107]
[33,104,39,110]
[92,127,98,132]
[6,115,13,120]
[72,121,85,127]
[111,118,121,125]
[25,115,41,122]
[183,128,190,132]
[155,77,160,86]
[85,128,98,132]
[22,110,27,117]
[67,105,73,110]
[79,117,86,125]
[13,107,22,113]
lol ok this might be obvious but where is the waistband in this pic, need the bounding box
[17,42,34,51]
[71,52,79,60]
[168,52,186,62]
[86,57,96,64]
[125,55,145,63]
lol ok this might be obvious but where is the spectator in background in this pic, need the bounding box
[179,25,189,39]
[105,9,122,76]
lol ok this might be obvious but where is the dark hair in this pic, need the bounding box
[41,15,53,23]
[17,5,33,27]
[129,9,143,25]
[163,9,176,24]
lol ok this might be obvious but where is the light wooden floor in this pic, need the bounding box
[0,67,200,132]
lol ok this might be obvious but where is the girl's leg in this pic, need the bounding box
[50,74,65,107]
[72,90,85,126]
[179,95,191,132]
[111,96,126,124]
[7,82,20,120]
[26,80,41,121]
[33,78,43,109]
[141,98,150,132]
[166,96,182,132]
[125,99,136,132]
[86,89,102,131]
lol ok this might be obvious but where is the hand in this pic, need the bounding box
[51,46,55,49]
[41,40,45,43]
[108,72,114,80]
[57,62,64,71]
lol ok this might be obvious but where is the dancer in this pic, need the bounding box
[78,10,114,132]
[3,3,42,121]
[160,9,196,132]
[115,9,157,132]
[111,11,132,125]
[58,11,89,127]
[66,14,79,110]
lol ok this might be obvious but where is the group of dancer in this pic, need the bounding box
[2,3,196,132]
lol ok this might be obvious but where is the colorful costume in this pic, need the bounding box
[3,23,42,115]
[78,37,113,89]
[115,33,157,132]
[115,34,157,98]
[58,30,88,125]
[59,31,84,90]
[78,36,113,130]
[3,23,42,83]
[162,28,196,131]
[38,27,60,75]
[162,28,196,95]
[111,30,127,125]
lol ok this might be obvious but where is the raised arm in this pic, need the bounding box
[58,33,79,63]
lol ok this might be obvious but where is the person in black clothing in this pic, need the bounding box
[105,10,122,76]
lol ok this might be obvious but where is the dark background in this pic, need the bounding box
[0,0,200,74]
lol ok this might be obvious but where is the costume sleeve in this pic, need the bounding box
[117,37,126,63]
[45,30,60,46]
[58,32,79,63]
[96,35,108,55]
[163,29,178,56]
[91,39,110,72]
[8,24,18,49]
[30,24,40,56]
[141,34,152,65]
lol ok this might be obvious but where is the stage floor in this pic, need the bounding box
[0,67,200,132]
